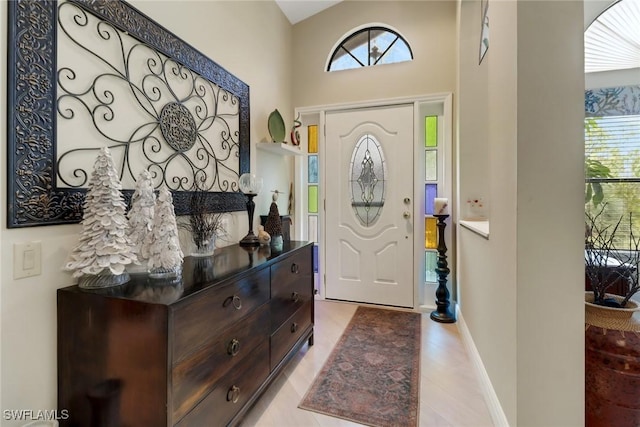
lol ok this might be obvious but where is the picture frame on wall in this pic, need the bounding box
[479,0,489,64]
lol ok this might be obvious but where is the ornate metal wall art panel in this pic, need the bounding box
[7,0,250,228]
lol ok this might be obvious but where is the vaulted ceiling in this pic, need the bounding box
[275,0,342,25]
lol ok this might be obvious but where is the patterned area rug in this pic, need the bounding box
[299,306,421,427]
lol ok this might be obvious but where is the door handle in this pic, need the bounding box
[403,211,411,219]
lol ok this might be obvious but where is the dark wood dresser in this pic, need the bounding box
[58,241,314,427]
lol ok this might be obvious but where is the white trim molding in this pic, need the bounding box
[456,307,510,427]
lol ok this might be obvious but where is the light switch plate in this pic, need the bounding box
[14,241,42,280]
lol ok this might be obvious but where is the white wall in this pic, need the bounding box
[457,0,585,425]
[0,1,293,423]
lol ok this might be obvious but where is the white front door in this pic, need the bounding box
[325,104,414,307]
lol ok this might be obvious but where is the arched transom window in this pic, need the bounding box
[327,25,413,72]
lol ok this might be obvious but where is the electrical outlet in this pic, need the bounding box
[14,241,42,280]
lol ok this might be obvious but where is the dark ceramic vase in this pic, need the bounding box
[585,292,640,427]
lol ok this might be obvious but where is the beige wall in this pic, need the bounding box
[457,0,585,425]
[0,1,292,423]
[516,2,585,424]
[291,1,457,108]
[457,0,518,422]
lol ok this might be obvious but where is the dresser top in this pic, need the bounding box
[59,241,313,305]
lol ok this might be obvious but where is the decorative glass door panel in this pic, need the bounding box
[349,134,387,227]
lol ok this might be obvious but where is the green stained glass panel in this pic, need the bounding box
[425,116,438,147]
[308,185,318,213]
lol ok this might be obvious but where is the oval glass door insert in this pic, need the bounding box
[350,134,387,227]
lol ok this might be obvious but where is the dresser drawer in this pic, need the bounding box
[176,342,270,427]
[171,303,270,424]
[271,247,312,293]
[270,248,312,331]
[271,302,312,370]
[172,268,270,363]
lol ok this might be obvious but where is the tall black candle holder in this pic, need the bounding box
[430,214,456,323]
[238,173,262,247]
[239,193,260,247]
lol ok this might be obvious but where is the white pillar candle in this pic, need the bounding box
[434,198,449,215]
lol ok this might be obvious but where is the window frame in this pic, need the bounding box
[326,24,413,72]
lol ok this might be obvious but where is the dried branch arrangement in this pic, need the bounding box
[179,187,227,253]
[585,206,640,307]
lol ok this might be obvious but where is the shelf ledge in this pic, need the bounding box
[256,142,303,156]
[459,220,490,239]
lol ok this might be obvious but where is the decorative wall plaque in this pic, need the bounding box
[7,0,250,228]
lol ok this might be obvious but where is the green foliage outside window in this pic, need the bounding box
[585,116,640,249]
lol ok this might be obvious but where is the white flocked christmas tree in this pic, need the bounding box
[146,186,184,278]
[64,147,137,288]
[127,169,156,272]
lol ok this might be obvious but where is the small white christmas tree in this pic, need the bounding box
[127,169,156,272]
[64,147,137,287]
[146,186,184,277]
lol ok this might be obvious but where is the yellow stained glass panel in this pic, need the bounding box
[425,217,437,249]
[308,125,318,153]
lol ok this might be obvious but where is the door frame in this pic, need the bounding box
[293,93,454,310]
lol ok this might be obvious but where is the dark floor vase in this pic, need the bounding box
[585,293,640,427]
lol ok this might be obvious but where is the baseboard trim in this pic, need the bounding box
[456,307,511,427]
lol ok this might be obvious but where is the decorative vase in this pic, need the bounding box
[78,271,130,289]
[271,234,283,251]
[190,235,216,257]
[585,292,640,427]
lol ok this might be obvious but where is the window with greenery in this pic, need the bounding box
[327,26,413,72]
[585,85,640,246]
